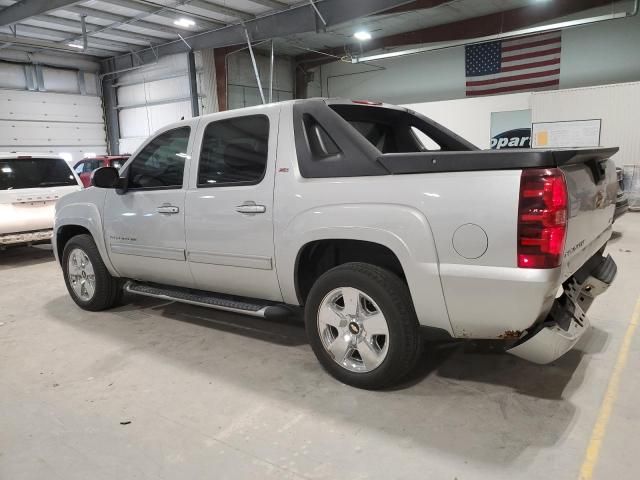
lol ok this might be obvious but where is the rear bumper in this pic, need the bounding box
[0,229,53,247]
[507,253,616,364]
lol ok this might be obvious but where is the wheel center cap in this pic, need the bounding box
[348,322,360,335]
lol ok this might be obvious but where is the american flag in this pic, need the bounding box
[465,32,561,96]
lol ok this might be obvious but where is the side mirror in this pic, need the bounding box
[91,166,119,188]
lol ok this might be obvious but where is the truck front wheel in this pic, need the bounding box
[62,234,122,311]
[304,262,422,389]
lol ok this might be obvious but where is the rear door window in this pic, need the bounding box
[197,115,269,187]
[0,158,77,190]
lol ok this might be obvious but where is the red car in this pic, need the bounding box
[73,155,129,188]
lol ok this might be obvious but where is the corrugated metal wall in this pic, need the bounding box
[0,61,106,163]
[226,51,294,110]
[116,53,196,154]
[406,81,640,167]
[115,50,294,153]
[531,81,640,167]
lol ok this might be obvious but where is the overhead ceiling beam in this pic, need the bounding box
[33,14,171,42]
[295,0,617,67]
[6,23,137,50]
[371,0,452,16]
[188,0,254,21]
[247,0,288,10]
[64,5,204,37]
[105,0,409,72]
[0,0,81,27]
[0,31,117,56]
[103,0,227,26]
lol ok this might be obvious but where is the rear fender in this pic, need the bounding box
[276,203,453,334]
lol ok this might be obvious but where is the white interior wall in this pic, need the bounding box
[531,82,640,167]
[0,59,106,163]
[403,81,640,166]
[405,93,531,148]
[312,11,640,105]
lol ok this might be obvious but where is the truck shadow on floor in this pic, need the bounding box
[0,244,55,270]
[44,293,612,467]
[116,293,309,346]
[398,325,608,400]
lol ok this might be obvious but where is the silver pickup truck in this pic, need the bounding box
[53,99,618,389]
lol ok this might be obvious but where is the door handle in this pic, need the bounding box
[235,201,266,214]
[157,204,179,214]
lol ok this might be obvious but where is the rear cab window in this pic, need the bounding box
[1,157,77,190]
[328,104,473,153]
[293,100,477,178]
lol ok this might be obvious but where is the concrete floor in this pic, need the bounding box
[1,214,639,480]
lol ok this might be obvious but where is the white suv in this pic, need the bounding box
[1,154,82,248]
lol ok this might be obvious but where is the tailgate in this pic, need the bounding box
[558,149,618,279]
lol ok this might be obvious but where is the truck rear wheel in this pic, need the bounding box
[304,262,422,389]
[62,234,122,311]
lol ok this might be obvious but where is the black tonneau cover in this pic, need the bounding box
[378,147,619,176]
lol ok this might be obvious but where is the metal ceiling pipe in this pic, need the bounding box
[0,48,100,71]
[244,29,266,105]
[353,0,639,63]
[269,40,275,103]
[80,14,87,51]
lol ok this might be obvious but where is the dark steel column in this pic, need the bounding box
[187,50,199,117]
[101,59,120,155]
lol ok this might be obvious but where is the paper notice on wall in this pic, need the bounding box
[531,119,601,148]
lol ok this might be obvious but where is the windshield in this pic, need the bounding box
[0,157,77,190]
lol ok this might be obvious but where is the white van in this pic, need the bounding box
[1,154,82,248]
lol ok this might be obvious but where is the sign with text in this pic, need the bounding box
[532,119,601,148]
[490,109,531,149]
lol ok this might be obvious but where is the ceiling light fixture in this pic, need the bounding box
[354,30,372,41]
[174,18,196,28]
[67,43,84,49]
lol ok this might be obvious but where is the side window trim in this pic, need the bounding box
[196,114,270,189]
[125,126,192,191]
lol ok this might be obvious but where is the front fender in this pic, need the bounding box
[54,196,119,277]
[276,203,452,334]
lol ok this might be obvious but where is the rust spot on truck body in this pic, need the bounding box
[499,330,522,339]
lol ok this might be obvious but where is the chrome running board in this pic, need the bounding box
[124,281,292,319]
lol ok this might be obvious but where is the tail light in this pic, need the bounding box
[518,168,568,268]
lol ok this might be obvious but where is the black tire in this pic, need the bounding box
[62,234,123,311]
[304,262,423,390]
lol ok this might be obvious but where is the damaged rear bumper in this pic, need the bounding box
[507,254,617,364]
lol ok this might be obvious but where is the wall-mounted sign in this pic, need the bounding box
[490,109,531,149]
[532,119,601,148]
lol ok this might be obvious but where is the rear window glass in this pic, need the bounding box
[0,158,77,190]
[329,104,475,153]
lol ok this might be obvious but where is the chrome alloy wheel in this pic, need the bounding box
[67,248,96,301]
[317,287,390,373]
